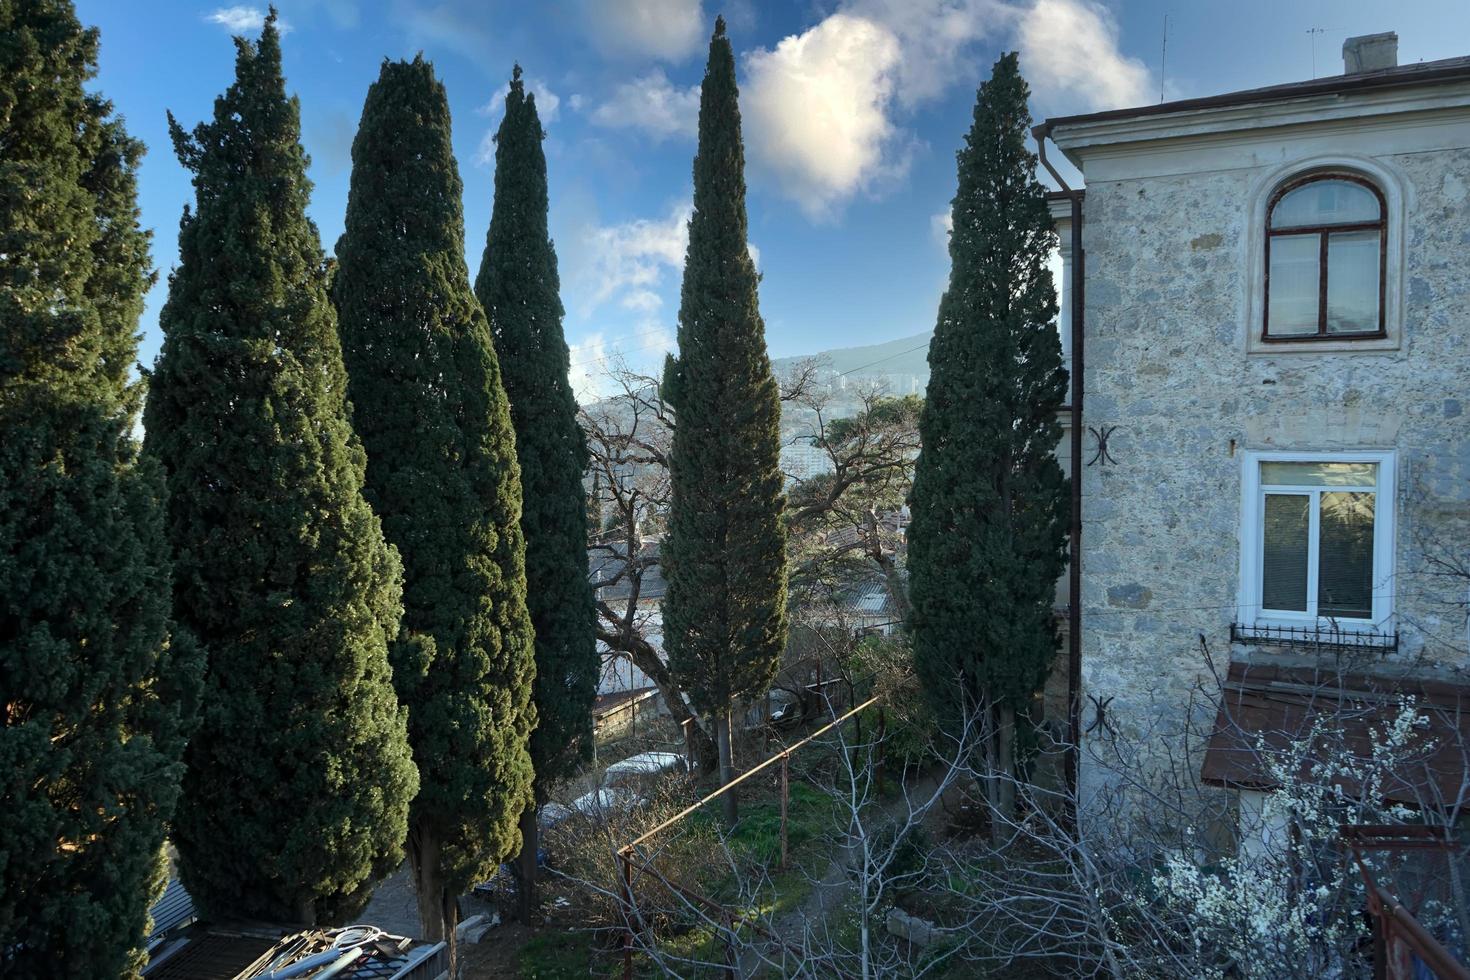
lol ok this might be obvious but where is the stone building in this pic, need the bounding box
[1038,35,1470,823]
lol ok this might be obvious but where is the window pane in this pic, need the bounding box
[1318,491,1375,619]
[1268,234,1320,335]
[1262,494,1309,612]
[1261,461,1377,487]
[1326,231,1381,333]
[1271,179,1380,229]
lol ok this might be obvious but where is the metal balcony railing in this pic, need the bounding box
[1230,621,1399,652]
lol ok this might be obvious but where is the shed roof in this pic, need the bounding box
[1200,660,1470,809]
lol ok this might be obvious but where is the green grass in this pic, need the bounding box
[517,931,592,978]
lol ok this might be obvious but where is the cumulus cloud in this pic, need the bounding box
[581,203,691,314]
[588,70,700,141]
[742,13,907,221]
[1018,0,1151,110]
[738,0,1149,218]
[205,5,289,32]
[582,0,706,63]
[474,77,561,166]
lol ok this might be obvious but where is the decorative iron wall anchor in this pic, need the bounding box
[1085,693,1116,742]
[1087,425,1118,466]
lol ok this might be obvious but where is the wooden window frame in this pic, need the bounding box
[1262,173,1388,342]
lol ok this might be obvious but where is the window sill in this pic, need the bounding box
[1246,331,1399,355]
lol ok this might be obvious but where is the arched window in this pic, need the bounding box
[1264,174,1386,341]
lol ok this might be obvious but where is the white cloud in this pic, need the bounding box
[931,209,953,248]
[566,325,677,403]
[588,70,700,142]
[582,0,706,63]
[580,203,690,314]
[737,0,1149,219]
[205,5,289,32]
[1017,0,1151,110]
[747,242,761,271]
[844,0,1002,106]
[742,14,906,221]
[474,77,561,166]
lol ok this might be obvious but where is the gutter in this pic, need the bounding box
[1034,122,1084,814]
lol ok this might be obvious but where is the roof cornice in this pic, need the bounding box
[1045,60,1470,170]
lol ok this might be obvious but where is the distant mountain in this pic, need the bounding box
[771,331,931,381]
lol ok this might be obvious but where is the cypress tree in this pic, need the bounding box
[0,3,201,973]
[908,53,1069,821]
[144,12,417,925]
[475,65,597,917]
[334,57,536,945]
[662,17,787,827]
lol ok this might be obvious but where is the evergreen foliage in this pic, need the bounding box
[476,65,596,802]
[334,56,536,937]
[0,3,201,973]
[662,18,788,815]
[144,12,417,925]
[908,54,1069,758]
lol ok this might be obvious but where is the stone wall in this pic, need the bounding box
[1076,145,1470,797]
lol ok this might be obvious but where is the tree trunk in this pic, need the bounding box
[411,823,458,974]
[515,803,537,923]
[597,616,718,771]
[992,702,1017,843]
[863,508,911,625]
[716,709,738,827]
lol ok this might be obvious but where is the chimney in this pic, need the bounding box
[1343,32,1398,74]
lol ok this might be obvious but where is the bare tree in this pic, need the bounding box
[781,366,921,625]
[581,358,719,771]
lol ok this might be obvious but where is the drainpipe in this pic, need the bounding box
[1033,122,1084,815]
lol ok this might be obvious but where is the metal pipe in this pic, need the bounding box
[627,696,879,852]
[1033,122,1084,819]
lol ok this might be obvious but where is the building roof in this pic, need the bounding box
[592,685,657,718]
[1200,660,1470,809]
[1044,55,1470,132]
[589,540,665,601]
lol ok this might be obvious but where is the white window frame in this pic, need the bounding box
[1238,449,1396,630]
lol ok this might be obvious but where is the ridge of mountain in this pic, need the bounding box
[771,330,931,379]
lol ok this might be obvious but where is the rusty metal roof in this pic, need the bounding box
[1200,660,1470,808]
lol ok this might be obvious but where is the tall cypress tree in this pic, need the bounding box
[662,17,787,827]
[0,3,201,974]
[335,57,536,946]
[475,64,596,917]
[144,12,417,925]
[908,53,1068,821]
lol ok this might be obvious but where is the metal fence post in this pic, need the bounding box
[876,706,887,796]
[779,751,790,871]
[620,848,635,980]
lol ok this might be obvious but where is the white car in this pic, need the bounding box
[567,751,691,820]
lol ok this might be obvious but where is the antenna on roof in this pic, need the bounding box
[1306,28,1344,78]
[1159,12,1170,103]
[1306,27,1326,78]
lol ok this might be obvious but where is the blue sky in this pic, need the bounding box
[78,0,1469,398]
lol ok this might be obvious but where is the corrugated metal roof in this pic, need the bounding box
[1201,660,1470,807]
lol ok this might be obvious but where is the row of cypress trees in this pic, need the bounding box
[1,1,1065,971]
[2,4,599,971]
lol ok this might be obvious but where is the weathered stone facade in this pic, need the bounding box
[1049,62,1470,800]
